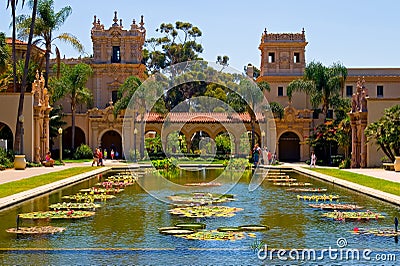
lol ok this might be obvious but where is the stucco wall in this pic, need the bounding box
[366,98,400,167]
[0,93,34,161]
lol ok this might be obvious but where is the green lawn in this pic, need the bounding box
[0,167,95,198]
[306,167,400,197]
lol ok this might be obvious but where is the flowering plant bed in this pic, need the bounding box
[49,202,101,210]
[267,178,297,182]
[79,187,124,194]
[322,211,385,221]
[18,210,95,220]
[6,226,65,234]
[286,188,327,192]
[352,227,400,237]
[297,194,340,201]
[168,206,243,218]
[106,173,138,183]
[273,182,312,187]
[168,192,235,205]
[177,230,246,241]
[62,193,116,202]
[309,203,363,210]
[96,181,134,188]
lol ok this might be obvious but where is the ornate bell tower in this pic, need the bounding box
[89,11,147,109]
[259,28,307,77]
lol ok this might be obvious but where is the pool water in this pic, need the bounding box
[0,169,399,265]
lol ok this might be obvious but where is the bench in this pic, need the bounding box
[42,160,54,167]
[383,163,394,171]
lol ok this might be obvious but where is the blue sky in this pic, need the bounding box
[1,0,399,71]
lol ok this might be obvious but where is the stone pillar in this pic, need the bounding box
[33,109,41,162]
[360,113,368,168]
[234,138,240,156]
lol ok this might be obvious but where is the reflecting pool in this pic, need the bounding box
[0,169,399,265]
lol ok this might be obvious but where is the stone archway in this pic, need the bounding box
[278,131,300,162]
[63,126,86,150]
[0,122,13,150]
[101,130,122,159]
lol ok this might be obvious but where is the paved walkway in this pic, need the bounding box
[0,159,132,185]
[280,162,400,183]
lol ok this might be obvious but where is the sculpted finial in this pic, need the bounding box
[140,15,144,28]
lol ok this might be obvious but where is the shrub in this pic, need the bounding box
[0,148,14,169]
[339,158,351,169]
[74,144,94,159]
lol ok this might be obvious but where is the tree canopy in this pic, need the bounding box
[287,61,347,117]
[16,0,84,87]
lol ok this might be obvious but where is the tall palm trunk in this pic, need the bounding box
[13,0,38,153]
[11,0,17,93]
[71,99,76,151]
[44,41,51,88]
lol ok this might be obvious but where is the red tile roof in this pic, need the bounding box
[143,112,264,123]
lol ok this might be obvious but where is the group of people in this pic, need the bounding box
[252,144,276,167]
[91,147,118,166]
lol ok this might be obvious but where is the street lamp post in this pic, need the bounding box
[261,130,265,148]
[58,127,63,163]
[133,128,138,162]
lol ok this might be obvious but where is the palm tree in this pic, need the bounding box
[50,62,92,150]
[16,0,84,88]
[8,0,38,153]
[238,78,266,149]
[287,61,347,118]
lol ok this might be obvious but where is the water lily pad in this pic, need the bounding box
[160,229,195,235]
[309,203,363,210]
[18,210,95,220]
[217,226,242,232]
[297,194,340,201]
[48,202,101,210]
[239,225,270,231]
[175,223,206,230]
[322,211,385,221]
[6,226,65,235]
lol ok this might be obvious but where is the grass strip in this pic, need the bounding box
[0,167,95,198]
[306,168,400,196]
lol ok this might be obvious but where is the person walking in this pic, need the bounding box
[310,151,317,167]
[252,143,261,168]
[91,148,99,166]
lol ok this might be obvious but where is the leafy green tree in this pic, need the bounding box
[307,121,338,165]
[144,21,203,73]
[335,116,351,159]
[49,62,93,150]
[215,133,232,157]
[16,0,84,88]
[114,75,164,158]
[365,104,400,162]
[266,102,284,119]
[287,61,347,118]
[238,78,264,148]
[2,59,39,91]
[48,104,66,150]
[0,32,9,73]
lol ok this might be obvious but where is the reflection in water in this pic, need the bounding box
[0,169,399,265]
